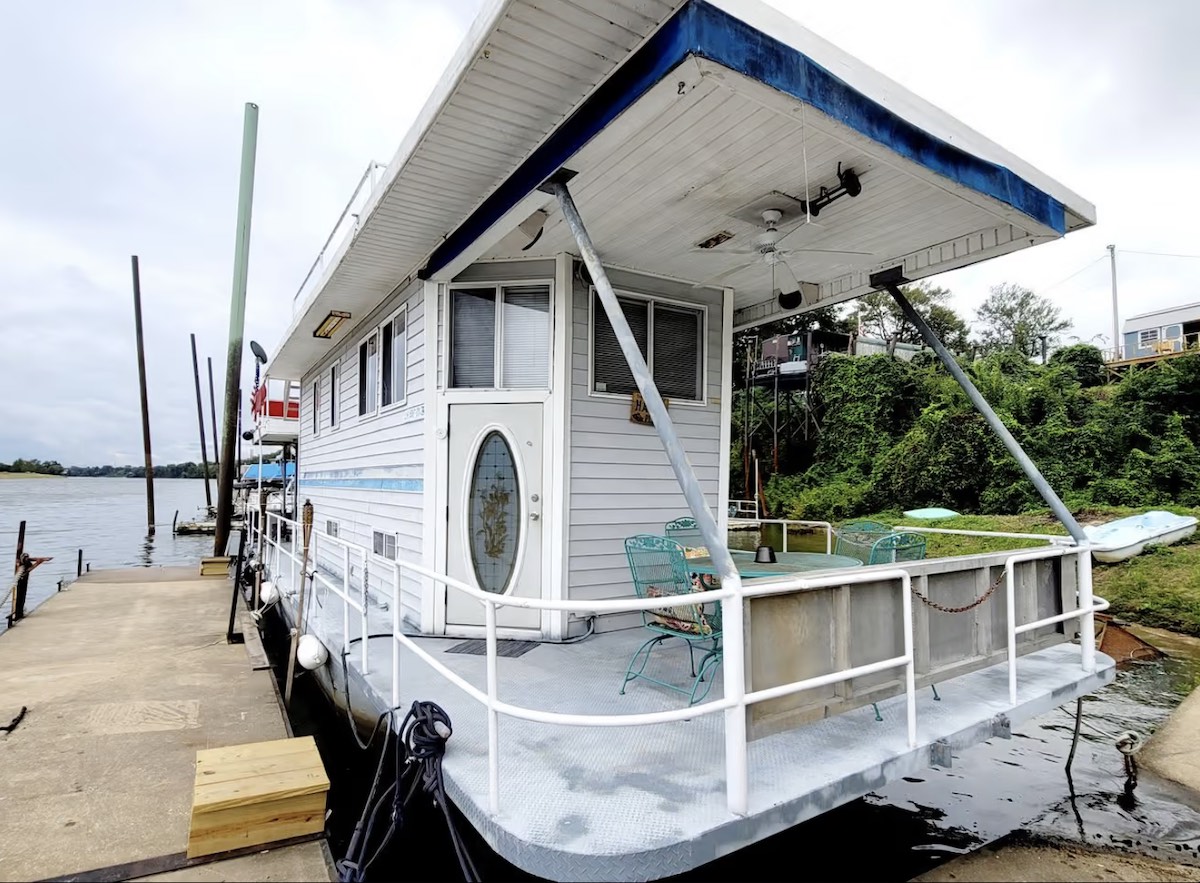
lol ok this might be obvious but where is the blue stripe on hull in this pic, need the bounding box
[299,478,424,492]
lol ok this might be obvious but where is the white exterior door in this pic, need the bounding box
[446,403,543,630]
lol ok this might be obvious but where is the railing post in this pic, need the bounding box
[721,573,748,816]
[1077,547,1096,673]
[290,519,297,600]
[392,561,402,712]
[361,550,369,675]
[825,524,832,555]
[901,573,916,748]
[342,546,351,658]
[1005,560,1018,706]
[485,601,500,815]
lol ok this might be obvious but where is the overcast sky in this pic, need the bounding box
[2,0,1197,466]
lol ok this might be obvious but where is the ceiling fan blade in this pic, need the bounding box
[784,247,875,257]
[774,218,827,248]
[691,257,760,288]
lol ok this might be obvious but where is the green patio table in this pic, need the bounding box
[685,549,864,581]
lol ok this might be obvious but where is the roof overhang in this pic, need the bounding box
[268,0,1094,375]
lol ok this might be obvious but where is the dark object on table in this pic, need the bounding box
[754,545,777,564]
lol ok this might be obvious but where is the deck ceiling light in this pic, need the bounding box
[313,310,351,339]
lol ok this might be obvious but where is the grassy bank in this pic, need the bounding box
[0,472,64,479]
[861,506,1200,637]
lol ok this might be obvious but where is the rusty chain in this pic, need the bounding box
[909,568,1007,615]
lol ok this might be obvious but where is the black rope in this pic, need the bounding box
[1,705,27,734]
[336,700,478,883]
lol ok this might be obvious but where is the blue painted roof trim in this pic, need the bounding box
[420,0,1065,280]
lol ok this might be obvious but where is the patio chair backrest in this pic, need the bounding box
[834,520,894,563]
[665,516,705,548]
[625,534,719,636]
[867,532,927,565]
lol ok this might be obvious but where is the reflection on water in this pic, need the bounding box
[0,477,212,633]
[727,522,829,554]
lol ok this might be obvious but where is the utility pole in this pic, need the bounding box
[1108,244,1120,359]
[190,333,213,508]
[215,102,259,556]
[130,256,156,535]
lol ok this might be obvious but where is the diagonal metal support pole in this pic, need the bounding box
[552,179,749,815]
[882,278,1085,543]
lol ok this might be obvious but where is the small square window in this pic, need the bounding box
[1139,328,1160,348]
[326,520,338,538]
[591,292,704,402]
[372,530,397,561]
[449,284,551,389]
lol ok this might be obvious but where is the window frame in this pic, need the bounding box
[358,328,381,419]
[326,520,338,538]
[1139,328,1161,348]
[380,304,409,412]
[446,280,554,391]
[372,529,398,561]
[312,379,321,438]
[329,362,339,430]
[587,287,708,405]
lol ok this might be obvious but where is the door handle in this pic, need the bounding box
[530,512,541,521]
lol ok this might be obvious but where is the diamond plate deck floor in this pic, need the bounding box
[293,595,1115,881]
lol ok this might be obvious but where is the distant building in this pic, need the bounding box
[1120,302,1200,362]
[751,330,926,387]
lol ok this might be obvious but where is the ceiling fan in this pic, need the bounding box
[692,208,875,288]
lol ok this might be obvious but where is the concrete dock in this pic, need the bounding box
[0,567,333,882]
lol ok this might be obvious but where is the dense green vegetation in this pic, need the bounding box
[748,346,1200,522]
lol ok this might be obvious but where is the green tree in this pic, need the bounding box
[975,283,1070,356]
[853,283,970,352]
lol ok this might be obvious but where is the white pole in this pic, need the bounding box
[901,573,916,748]
[1006,561,1018,706]
[1108,244,1119,359]
[486,601,500,814]
[1078,548,1096,673]
[392,562,402,712]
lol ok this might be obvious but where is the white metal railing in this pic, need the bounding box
[292,160,387,311]
[1003,545,1108,705]
[250,511,1100,820]
[727,499,759,520]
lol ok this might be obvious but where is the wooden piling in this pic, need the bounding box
[6,520,26,624]
[77,549,83,578]
[207,356,220,473]
[190,333,213,508]
[131,256,156,536]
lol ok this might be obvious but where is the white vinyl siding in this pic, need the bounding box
[569,266,723,606]
[298,279,426,627]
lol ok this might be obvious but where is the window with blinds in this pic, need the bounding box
[382,307,407,407]
[591,292,704,401]
[329,363,339,428]
[359,332,378,416]
[449,284,551,389]
[312,380,320,437]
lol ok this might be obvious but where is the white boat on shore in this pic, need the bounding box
[1084,511,1198,563]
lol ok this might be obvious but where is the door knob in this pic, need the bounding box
[530,512,541,521]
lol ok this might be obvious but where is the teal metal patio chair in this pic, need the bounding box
[664,516,706,554]
[868,532,927,565]
[621,534,722,705]
[834,520,894,563]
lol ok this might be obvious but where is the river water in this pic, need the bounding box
[0,477,212,632]
[4,486,1198,877]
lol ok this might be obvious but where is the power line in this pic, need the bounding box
[1120,249,1200,260]
[1040,254,1107,294]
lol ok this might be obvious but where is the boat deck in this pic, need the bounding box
[313,603,1114,881]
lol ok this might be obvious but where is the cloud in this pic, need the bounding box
[0,0,481,465]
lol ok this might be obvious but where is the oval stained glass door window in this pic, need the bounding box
[468,431,521,594]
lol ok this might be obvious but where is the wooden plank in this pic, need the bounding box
[194,750,325,788]
[195,736,314,766]
[194,766,329,813]
[187,792,326,858]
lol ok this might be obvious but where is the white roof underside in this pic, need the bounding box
[269,0,1095,376]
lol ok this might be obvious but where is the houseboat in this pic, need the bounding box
[253,1,1110,878]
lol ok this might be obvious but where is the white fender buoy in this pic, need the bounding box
[259,580,278,605]
[297,634,329,670]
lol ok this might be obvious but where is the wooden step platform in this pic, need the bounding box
[199,556,233,577]
[188,735,329,858]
